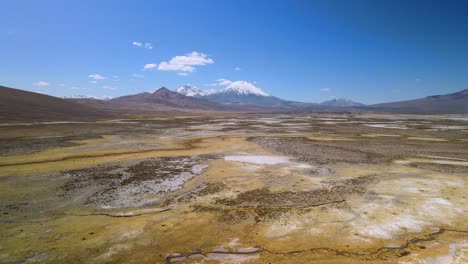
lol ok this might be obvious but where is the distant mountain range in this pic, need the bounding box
[0,84,467,122]
[110,87,225,110]
[93,85,468,114]
[63,95,113,100]
[68,87,264,115]
[175,85,216,97]
[175,82,298,108]
[174,82,366,109]
[368,89,468,114]
[320,98,365,107]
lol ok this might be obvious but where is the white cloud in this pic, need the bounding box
[113,75,119,78]
[133,41,153,49]
[178,72,189,76]
[89,80,97,84]
[158,62,196,72]
[102,85,119,90]
[88,74,106,80]
[169,52,214,66]
[157,51,214,74]
[234,67,241,71]
[32,81,50,87]
[132,74,144,78]
[320,88,332,92]
[217,78,232,86]
[206,78,232,86]
[144,43,153,49]
[143,63,157,70]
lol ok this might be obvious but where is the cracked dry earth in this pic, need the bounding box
[0,114,467,264]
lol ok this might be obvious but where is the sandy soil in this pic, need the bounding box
[0,113,467,263]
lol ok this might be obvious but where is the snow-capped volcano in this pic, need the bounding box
[174,81,290,107]
[175,85,215,97]
[202,81,290,107]
[175,82,269,98]
[220,81,269,96]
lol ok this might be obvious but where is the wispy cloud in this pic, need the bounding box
[132,74,144,78]
[144,43,153,49]
[320,88,332,92]
[102,85,118,90]
[217,78,232,86]
[206,78,232,87]
[143,63,157,70]
[88,74,106,80]
[157,62,195,72]
[156,51,214,74]
[70,86,87,90]
[234,67,241,71]
[178,72,189,76]
[32,81,50,87]
[132,41,153,49]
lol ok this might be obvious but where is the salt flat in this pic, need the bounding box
[0,113,467,264]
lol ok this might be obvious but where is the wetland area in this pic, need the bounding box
[0,113,467,263]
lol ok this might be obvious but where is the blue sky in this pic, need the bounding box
[1,0,467,104]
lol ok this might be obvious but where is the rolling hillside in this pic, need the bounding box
[369,89,468,114]
[0,85,109,122]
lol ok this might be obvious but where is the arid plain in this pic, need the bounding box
[0,114,467,264]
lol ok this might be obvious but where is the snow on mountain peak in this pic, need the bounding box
[64,95,113,100]
[176,85,215,97]
[320,98,365,107]
[175,81,268,97]
[220,81,269,96]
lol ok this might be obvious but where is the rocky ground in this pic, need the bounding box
[0,113,467,263]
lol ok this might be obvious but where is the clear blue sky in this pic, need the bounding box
[1,0,467,104]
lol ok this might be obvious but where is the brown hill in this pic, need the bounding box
[0,85,110,122]
[110,87,234,111]
[369,89,468,114]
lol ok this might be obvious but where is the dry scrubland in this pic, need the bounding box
[0,113,467,263]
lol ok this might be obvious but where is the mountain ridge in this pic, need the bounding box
[321,98,365,107]
[1,85,467,122]
[191,81,294,107]
[368,89,468,114]
[0,85,110,122]
[110,87,229,110]
[176,85,215,97]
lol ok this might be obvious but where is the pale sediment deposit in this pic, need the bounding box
[0,113,467,263]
